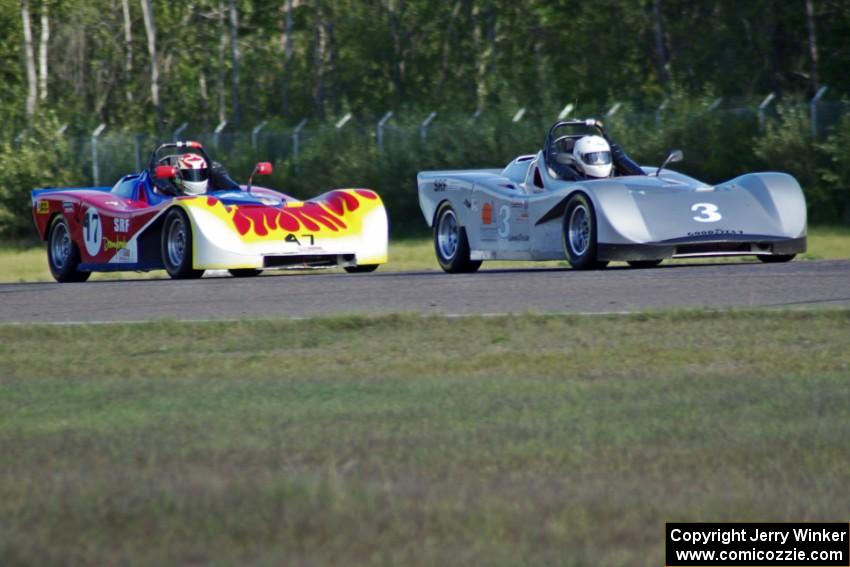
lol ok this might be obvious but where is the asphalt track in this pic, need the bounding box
[1,259,849,324]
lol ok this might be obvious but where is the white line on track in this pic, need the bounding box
[0,310,645,326]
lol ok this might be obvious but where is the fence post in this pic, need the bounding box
[420,111,437,141]
[292,118,307,158]
[707,97,723,112]
[91,123,106,186]
[557,103,574,120]
[251,120,268,151]
[173,122,188,141]
[213,120,227,149]
[134,134,142,172]
[468,108,482,123]
[512,107,526,122]
[13,129,28,147]
[335,113,352,129]
[811,86,828,139]
[606,102,622,118]
[55,124,68,136]
[655,99,668,127]
[758,92,776,133]
[377,111,393,151]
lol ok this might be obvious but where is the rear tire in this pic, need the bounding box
[434,202,482,273]
[758,254,796,263]
[562,193,608,270]
[47,216,90,283]
[344,264,379,273]
[628,259,663,269]
[229,269,262,278]
[162,208,205,279]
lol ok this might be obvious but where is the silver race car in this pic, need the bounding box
[417,119,807,272]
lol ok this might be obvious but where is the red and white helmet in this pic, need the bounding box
[176,153,209,195]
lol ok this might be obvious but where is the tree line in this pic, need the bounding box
[0,0,849,238]
[2,0,848,137]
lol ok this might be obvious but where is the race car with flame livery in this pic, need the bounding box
[417,119,806,272]
[32,141,388,282]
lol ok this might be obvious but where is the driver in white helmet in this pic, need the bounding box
[572,135,613,179]
[174,153,209,195]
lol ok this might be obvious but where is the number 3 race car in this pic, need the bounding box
[32,141,388,282]
[417,119,806,272]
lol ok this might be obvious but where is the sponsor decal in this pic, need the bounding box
[37,200,50,214]
[104,200,120,207]
[103,237,128,251]
[508,234,530,242]
[433,180,448,192]
[511,201,529,224]
[481,202,493,225]
[107,238,138,263]
[479,227,498,241]
[687,229,744,237]
[113,217,130,233]
[463,199,472,209]
[63,202,74,213]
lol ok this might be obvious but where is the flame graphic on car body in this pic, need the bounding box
[181,189,381,244]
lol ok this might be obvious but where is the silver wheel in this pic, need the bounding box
[50,221,71,270]
[568,204,590,256]
[166,216,188,267]
[437,208,460,261]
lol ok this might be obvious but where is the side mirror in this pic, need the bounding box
[656,149,683,177]
[246,162,273,193]
[155,165,177,179]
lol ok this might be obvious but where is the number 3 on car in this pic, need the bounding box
[691,203,722,223]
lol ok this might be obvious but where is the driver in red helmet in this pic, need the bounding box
[174,153,209,195]
[158,153,240,196]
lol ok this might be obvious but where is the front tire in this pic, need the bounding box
[344,265,379,273]
[562,193,608,270]
[758,254,796,263]
[434,202,482,273]
[47,216,90,283]
[162,208,204,279]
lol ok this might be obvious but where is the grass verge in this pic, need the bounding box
[2,225,848,283]
[2,310,849,566]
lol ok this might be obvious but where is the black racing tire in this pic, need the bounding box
[344,264,379,273]
[562,193,608,270]
[229,269,263,278]
[161,208,205,279]
[627,259,663,269]
[47,215,91,283]
[758,254,796,263]
[433,202,482,273]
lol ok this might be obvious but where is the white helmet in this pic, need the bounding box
[573,135,613,178]
[176,153,209,195]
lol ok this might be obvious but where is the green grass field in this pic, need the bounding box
[2,311,849,566]
[2,226,848,283]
